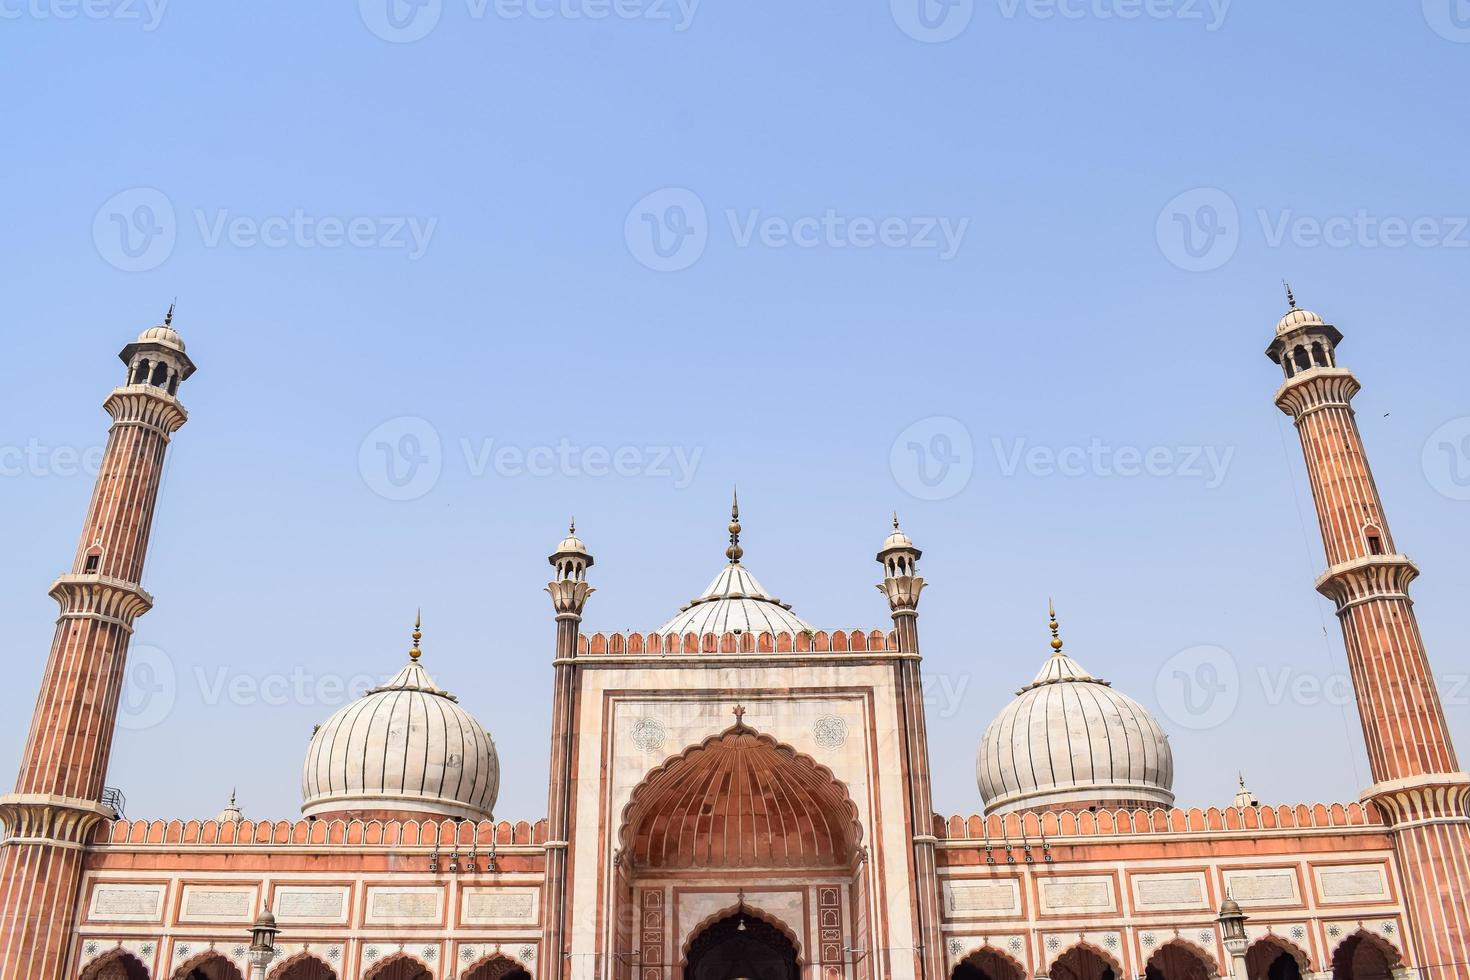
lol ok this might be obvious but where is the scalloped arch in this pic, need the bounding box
[1329,928,1403,975]
[460,952,533,979]
[1144,938,1221,979]
[953,943,1026,979]
[1245,934,1313,975]
[619,722,863,869]
[266,951,338,980]
[170,951,245,980]
[1049,941,1125,979]
[679,901,806,966]
[362,953,434,980]
[81,948,153,980]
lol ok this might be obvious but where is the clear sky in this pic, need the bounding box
[1,0,1468,824]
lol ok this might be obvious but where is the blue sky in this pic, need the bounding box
[1,0,1468,822]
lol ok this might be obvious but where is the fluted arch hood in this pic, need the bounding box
[301,634,499,821]
[976,615,1174,815]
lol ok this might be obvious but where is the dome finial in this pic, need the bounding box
[1048,598,1064,654]
[164,299,176,326]
[1283,280,1297,310]
[410,609,423,661]
[726,488,744,563]
[892,511,900,530]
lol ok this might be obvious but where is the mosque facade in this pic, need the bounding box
[0,297,1466,980]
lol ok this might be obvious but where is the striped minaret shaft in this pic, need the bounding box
[877,518,944,980]
[542,524,593,980]
[1269,298,1470,980]
[0,312,195,980]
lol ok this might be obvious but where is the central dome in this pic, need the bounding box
[976,610,1174,815]
[301,619,499,821]
[658,494,812,636]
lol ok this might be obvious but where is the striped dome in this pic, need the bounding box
[977,649,1174,815]
[301,659,498,820]
[658,562,812,637]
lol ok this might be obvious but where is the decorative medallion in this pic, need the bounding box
[813,715,848,749]
[461,946,479,963]
[421,945,437,961]
[1008,937,1023,953]
[1046,937,1060,952]
[327,947,342,962]
[519,944,537,962]
[1327,925,1341,938]
[365,946,381,962]
[141,944,155,957]
[948,939,964,956]
[1382,922,1395,936]
[1105,934,1120,950]
[86,943,100,958]
[631,717,666,754]
[1142,933,1157,948]
[1290,926,1305,941]
[232,946,247,958]
[1198,930,1213,945]
[176,944,191,960]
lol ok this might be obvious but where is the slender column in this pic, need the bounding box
[1269,301,1470,980]
[543,525,594,980]
[0,314,195,980]
[876,518,944,980]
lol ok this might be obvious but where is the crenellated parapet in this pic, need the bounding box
[1314,554,1420,611]
[93,816,549,848]
[934,802,1383,842]
[574,628,900,657]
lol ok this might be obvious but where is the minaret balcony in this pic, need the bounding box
[48,573,154,626]
[1274,367,1361,419]
[1315,553,1420,612]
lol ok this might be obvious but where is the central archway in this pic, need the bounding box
[685,911,800,980]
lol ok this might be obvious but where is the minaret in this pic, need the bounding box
[0,309,195,980]
[1268,290,1470,979]
[542,521,593,979]
[876,515,943,980]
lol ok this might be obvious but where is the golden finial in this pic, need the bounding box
[726,488,744,563]
[1048,598,1064,654]
[410,609,423,661]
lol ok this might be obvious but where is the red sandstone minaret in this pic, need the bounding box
[542,521,593,979]
[876,516,945,980]
[0,310,195,980]
[1269,288,1470,980]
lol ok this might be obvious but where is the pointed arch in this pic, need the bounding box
[619,722,862,869]
[361,953,433,980]
[80,949,152,980]
[266,951,338,980]
[460,953,532,980]
[1245,934,1311,978]
[1329,928,1401,979]
[1050,941,1124,980]
[170,951,245,980]
[680,900,806,965]
[1144,938,1220,979]
[952,943,1026,980]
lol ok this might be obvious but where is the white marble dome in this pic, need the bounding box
[659,562,812,636]
[1275,307,1325,335]
[301,657,499,820]
[136,322,187,352]
[977,647,1174,815]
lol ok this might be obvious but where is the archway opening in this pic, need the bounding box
[173,954,245,980]
[620,724,861,870]
[363,957,431,980]
[1144,941,1217,980]
[1051,945,1121,980]
[1246,938,1306,980]
[1331,932,1398,980]
[269,955,338,980]
[685,911,800,980]
[953,946,1026,980]
[462,957,532,980]
[82,950,152,980]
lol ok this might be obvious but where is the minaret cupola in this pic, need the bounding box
[1265,283,1342,380]
[876,513,924,616]
[119,303,197,395]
